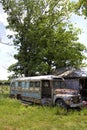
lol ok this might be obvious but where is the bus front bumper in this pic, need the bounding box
[70,102,83,108]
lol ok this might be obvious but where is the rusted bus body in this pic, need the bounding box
[10,75,82,108]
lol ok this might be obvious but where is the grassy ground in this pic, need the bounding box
[0,86,87,130]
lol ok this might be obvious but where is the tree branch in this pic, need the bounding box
[0,41,14,46]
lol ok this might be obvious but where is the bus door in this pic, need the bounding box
[41,80,51,98]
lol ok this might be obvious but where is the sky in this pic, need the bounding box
[0,3,16,80]
[0,2,87,80]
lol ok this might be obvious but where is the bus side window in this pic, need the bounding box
[15,81,18,89]
[26,82,30,89]
[11,82,14,87]
[21,81,25,89]
[18,82,21,87]
[11,81,18,90]
[30,82,34,91]
[34,81,40,91]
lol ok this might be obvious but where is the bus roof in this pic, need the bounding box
[11,75,63,82]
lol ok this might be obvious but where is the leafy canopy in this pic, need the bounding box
[75,0,87,17]
[1,0,87,77]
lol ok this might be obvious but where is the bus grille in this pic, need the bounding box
[72,96,80,103]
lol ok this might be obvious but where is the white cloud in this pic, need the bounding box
[0,67,9,80]
[0,4,8,26]
[0,13,8,26]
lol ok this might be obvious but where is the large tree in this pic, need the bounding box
[75,0,87,17]
[1,0,87,77]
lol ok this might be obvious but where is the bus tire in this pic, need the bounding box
[17,94,21,100]
[55,99,68,109]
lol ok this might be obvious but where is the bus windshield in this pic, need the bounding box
[53,80,66,89]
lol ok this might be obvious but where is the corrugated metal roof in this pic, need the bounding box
[58,68,87,78]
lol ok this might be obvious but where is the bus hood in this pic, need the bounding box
[54,89,78,95]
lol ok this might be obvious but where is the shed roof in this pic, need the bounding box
[57,68,87,78]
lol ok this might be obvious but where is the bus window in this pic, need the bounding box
[18,82,21,87]
[11,81,18,89]
[21,81,25,88]
[34,81,40,91]
[11,82,15,90]
[26,82,30,89]
[60,81,66,89]
[15,82,18,88]
[11,82,15,87]
[53,80,66,89]
[53,81,60,89]
[30,82,34,91]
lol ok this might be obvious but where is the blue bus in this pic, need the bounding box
[10,75,82,108]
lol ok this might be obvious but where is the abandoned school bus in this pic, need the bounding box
[10,75,82,108]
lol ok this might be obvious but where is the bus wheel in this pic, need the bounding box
[17,94,21,100]
[55,99,68,114]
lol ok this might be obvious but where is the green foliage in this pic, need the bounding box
[75,0,87,17]
[1,0,87,77]
[0,80,10,85]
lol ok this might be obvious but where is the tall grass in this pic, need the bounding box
[0,86,87,130]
